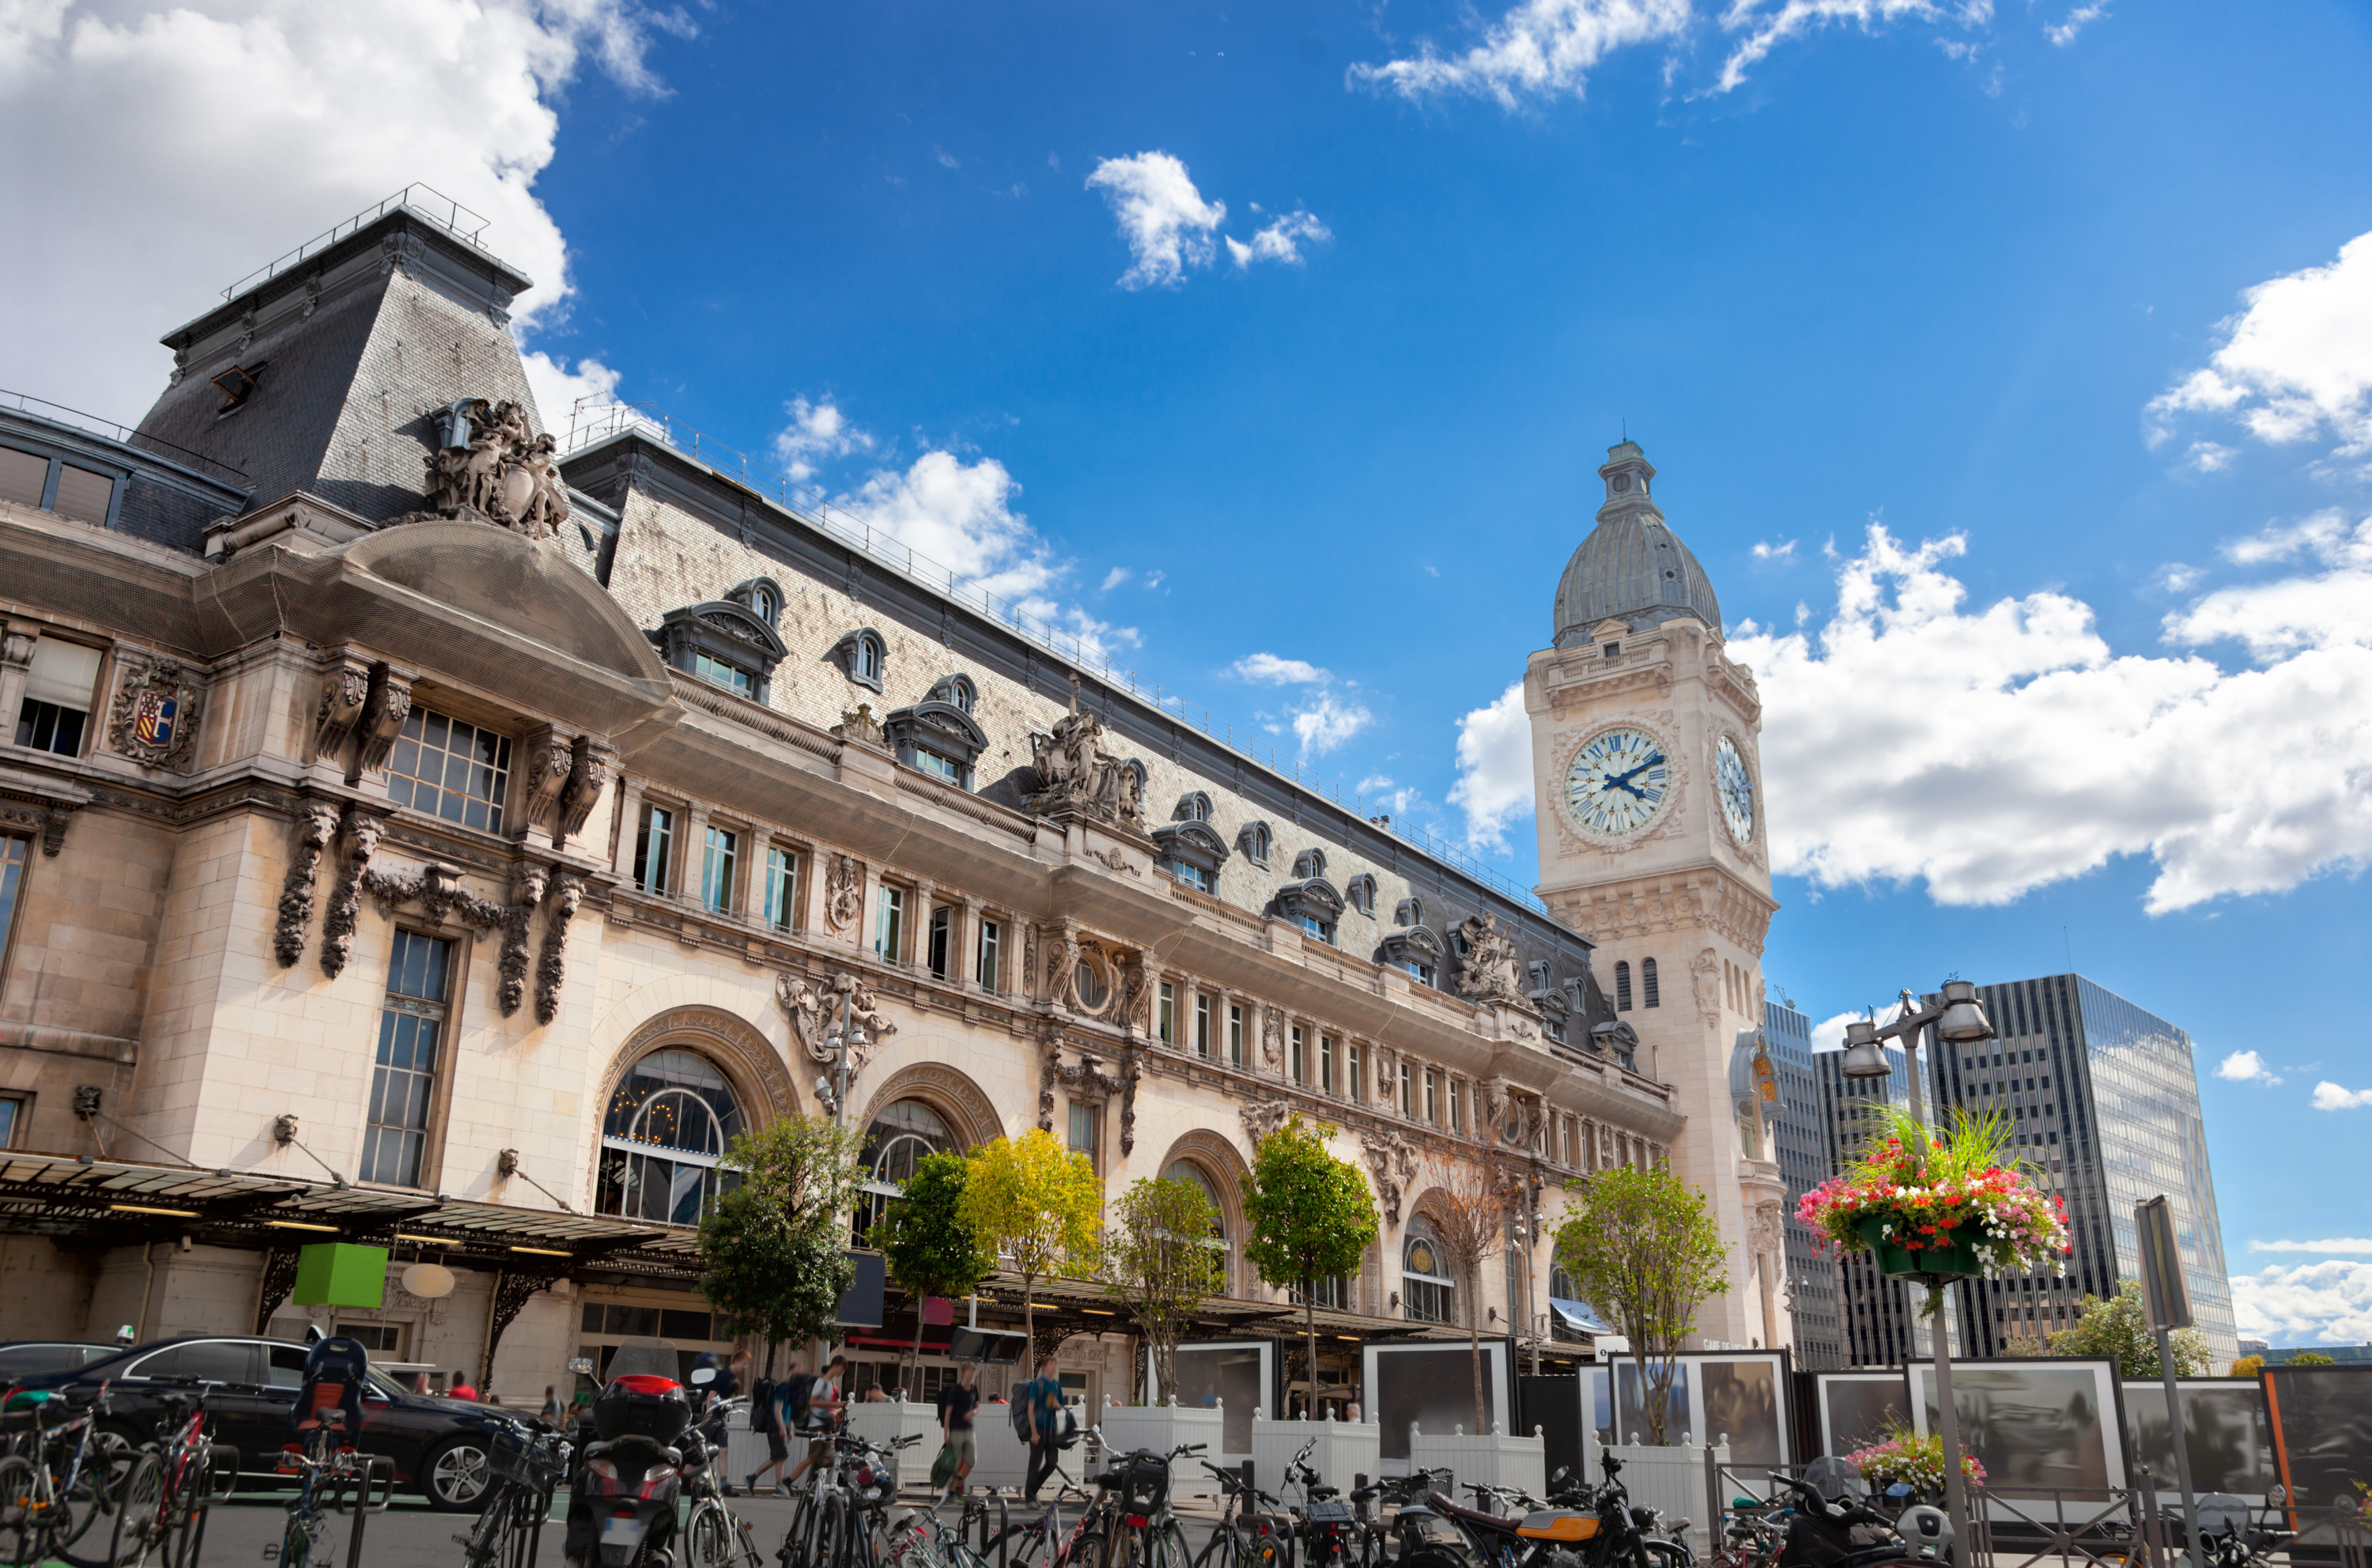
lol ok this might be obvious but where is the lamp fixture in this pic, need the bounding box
[508,1245,572,1256]
[263,1219,341,1232]
[1839,1018,1890,1080]
[110,1203,200,1219]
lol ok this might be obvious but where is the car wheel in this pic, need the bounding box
[423,1436,494,1512]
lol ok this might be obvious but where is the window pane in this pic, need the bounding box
[383,707,512,833]
[0,447,46,508]
[365,932,451,1187]
[50,465,115,524]
[0,836,25,969]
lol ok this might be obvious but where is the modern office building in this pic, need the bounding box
[1935,974,2237,1368]
[1763,996,1845,1369]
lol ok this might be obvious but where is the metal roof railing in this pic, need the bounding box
[560,398,1549,917]
[218,183,493,303]
[0,387,249,486]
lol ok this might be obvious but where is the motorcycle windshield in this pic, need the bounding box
[1801,1457,1868,1502]
[605,1337,682,1385]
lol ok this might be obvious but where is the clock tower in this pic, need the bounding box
[1525,441,1790,1351]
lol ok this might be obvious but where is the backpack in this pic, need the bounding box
[784,1373,817,1429]
[750,1377,776,1434]
[1009,1382,1037,1442]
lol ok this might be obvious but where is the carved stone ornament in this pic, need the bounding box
[1751,1200,1787,1261]
[409,398,572,540]
[534,872,584,1026]
[522,726,573,841]
[776,969,901,1090]
[823,854,864,932]
[1025,677,1146,831]
[832,704,889,750]
[1691,947,1722,1026]
[1260,1007,1284,1067]
[1362,1130,1418,1228]
[106,656,204,770]
[1453,913,1528,1008]
[273,802,343,968]
[353,664,414,781]
[314,659,369,761]
[557,735,614,844]
[1239,1097,1294,1147]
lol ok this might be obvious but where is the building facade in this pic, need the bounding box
[1935,974,2238,1369]
[0,200,1708,1407]
[1763,996,1844,1370]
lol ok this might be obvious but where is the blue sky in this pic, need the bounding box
[7,0,2370,1343]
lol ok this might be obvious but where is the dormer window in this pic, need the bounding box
[1611,473,1630,493]
[652,598,789,705]
[1173,792,1214,824]
[830,628,887,693]
[1238,821,1273,868]
[1153,814,1231,893]
[927,674,979,715]
[1293,848,1328,881]
[727,578,784,630]
[882,692,990,790]
[1345,874,1377,918]
[1271,875,1344,944]
[1603,642,1621,658]
[1376,922,1444,988]
[1394,896,1424,928]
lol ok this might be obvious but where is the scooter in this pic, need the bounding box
[566,1337,697,1568]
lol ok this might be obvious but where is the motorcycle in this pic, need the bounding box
[565,1336,697,1568]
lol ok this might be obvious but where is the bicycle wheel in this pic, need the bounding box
[0,1454,40,1567]
[458,1486,516,1566]
[57,1448,127,1568]
[1641,1542,1691,1568]
[106,1453,167,1568]
[686,1502,737,1568]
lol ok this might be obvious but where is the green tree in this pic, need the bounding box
[1101,1176,1226,1404]
[2289,1351,2336,1366]
[1418,1148,1515,1433]
[2042,1280,2211,1378]
[1240,1116,1379,1419]
[2229,1355,2265,1377]
[1552,1162,1729,1445]
[872,1150,997,1391]
[961,1128,1103,1361]
[697,1113,866,1356]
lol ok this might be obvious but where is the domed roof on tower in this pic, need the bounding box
[1550,440,1723,646]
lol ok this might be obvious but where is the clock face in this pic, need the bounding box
[1716,734,1755,845]
[1563,727,1672,838]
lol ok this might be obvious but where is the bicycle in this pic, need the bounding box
[0,1381,130,1568]
[986,1436,1116,1568]
[255,1401,383,1568]
[680,1414,766,1568]
[1093,1441,1203,1568]
[106,1380,241,1568]
[1187,1460,1288,1568]
[784,1430,923,1568]
[456,1415,573,1568]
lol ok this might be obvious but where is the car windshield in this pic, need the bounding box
[605,1336,680,1384]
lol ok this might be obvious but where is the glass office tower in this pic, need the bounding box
[1764,996,1845,1369]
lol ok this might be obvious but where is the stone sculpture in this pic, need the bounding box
[416,398,572,539]
[1026,678,1146,831]
[1453,913,1526,1007]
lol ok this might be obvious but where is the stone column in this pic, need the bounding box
[681,803,712,907]
[0,624,32,733]
[612,778,647,885]
[908,878,935,972]
[945,895,973,990]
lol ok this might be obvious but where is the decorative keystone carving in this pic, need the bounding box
[412,398,572,539]
[1260,1007,1284,1068]
[1453,914,1527,1007]
[313,657,370,763]
[352,664,414,781]
[496,863,551,1017]
[273,802,343,968]
[1025,676,1145,831]
[1362,1130,1418,1228]
[557,736,614,845]
[0,793,80,859]
[105,656,204,771]
[1691,946,1722,1026]
[1,627,36,669]
[318,807,387,979]
[776,969,901,1092]
[343,853,557,1019]
[534,872,584,1026]
[521,726,573,841]
[822,854,863,932]
[1240,1098,1293,1146]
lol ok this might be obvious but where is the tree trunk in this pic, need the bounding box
[1639,1349,1666,1445]
[1470,1316,1486,1434]
[1023,1272,1037,1376]
[1305,1283,1319,1423]
[908,1304,928,1400]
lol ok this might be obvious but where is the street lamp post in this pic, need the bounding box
[1839,979,1999,1568]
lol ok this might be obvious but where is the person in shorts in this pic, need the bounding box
[936,1363,980,1495]
[784,1355,848,1488]
[746,1358,798,1497]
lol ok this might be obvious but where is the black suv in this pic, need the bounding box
[9,1336,506,1510]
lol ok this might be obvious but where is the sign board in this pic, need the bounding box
[834,1250,886,1328]
[291,1243,388,1309]
[2136,1196,2194,1331]
[948,1328,1028,1365]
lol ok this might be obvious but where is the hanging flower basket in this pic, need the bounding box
[1800,1106,2070,1297]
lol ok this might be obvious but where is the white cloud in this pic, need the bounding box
[2231,1260,2372,1344]
[521,351,623,441]
[1729,522,2372,913]
[1753,538,1798,561]
[1349,0,1690,108]
[934,145,959,170]
[2150,229,2372,463]
[844,450,1056,606]
[2185,440,2238,473]
[1292,691,1373,758]
[1716,0,1977,95]
[1226,210,1331,270]
[2166,511,2372,659]
[2045,2,2107,47]
[1085,152,1226,289]
[1448,681,1535,850]
[2249,1238,2372,1254]
[1232,653,1330,686]
[2215,1050,2281,1086]
[772,396,874,483]
[2311,1082,2372,1110]
[1100,566,1131,592]
[1810,1011,1864,1052]
[0,0,686,424]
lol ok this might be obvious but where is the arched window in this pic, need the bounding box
[1173,792,1213,823]
[832,628,887,692]
[927,674,979,715]
[752,587,777,624]
[1345,874,1377,917]
[1403,1218,1453,1324]
[1163,1160,1231,1294]
[597,1050,745,1226]
[1615,961,1634,1012]
[1292,848,1327,881]
[1642,957,1660,1008]
[857,1099,954,1240]
[1238,822,1273,868]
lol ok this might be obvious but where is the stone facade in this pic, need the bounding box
[0,200,1683,1404]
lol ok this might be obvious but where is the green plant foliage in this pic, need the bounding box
[2289,1351,2336,1366]
[1552,1162,1730,1445]
[696,1113,866,1353]
[1101,1176,1226,1403]
[961,1128,1102,1361]
[2041,1280,2211,1379]
[874,1150,996,1386]
[1241,1115,1378,1419]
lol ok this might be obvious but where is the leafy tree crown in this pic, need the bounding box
[1239,1116,1377,1291]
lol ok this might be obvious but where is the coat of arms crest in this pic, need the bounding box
[108,656,204,769]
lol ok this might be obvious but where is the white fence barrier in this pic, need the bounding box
[1407,1423,1547,1501]
[1250,1410,1381,1501]
[1604,1440,1729,1558]
[1101,1400,1228,1498]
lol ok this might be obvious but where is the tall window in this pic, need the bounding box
[0,1093,20,1150]
[857,1099,951,1241]
[692,652,753,697]
[1194,994,1212,1058]
[0,834,26,974]
[1347,1042,1365,1102]
[875,886,905,962]
[633,803,674,892]
[1301,913,1334,944]
[1228,1003,1245,1067]
[14,640,99,758]
[1163,1161,1229,1294]
[976,919,1001,992]
[1448,1077,1464,1133]
[927,906,953,980]
[1424,1070,1440,1125]
[361,931,452,1187]
[1068,1101,1101,1173]
[700,825,738,913]
[1319,1035,1335,1096]
[1158,982,1175,1045]
[386,708,513,833]
[1642,957,1660,1008]
[598,1050,745,1226]
[763,846,799,931]
[1615,961,1633,1012]
[1399,1063,1414,1117]
[1289,1026,1305,1085]
[1403,1220,1452,1324]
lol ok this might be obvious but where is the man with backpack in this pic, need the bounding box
[1020,1354,1068,1504]
[932,1362,980,1497]
[783,1355,848,1490]
[744,1358,800,1498]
